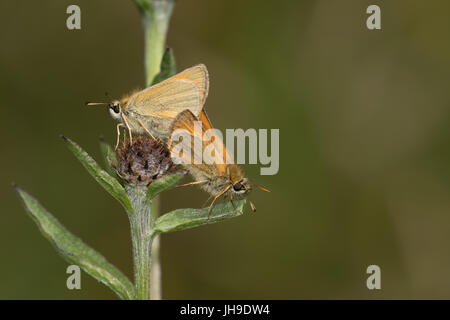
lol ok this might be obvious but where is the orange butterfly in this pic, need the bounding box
[87,64,209,149]
[168,109,269,214]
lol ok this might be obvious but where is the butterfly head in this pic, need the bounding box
[108,100,122,121]
[231,178,252,197]
[86,98,122,122]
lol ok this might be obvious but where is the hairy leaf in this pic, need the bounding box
[99,137,121,183]
[63,136,134,214]
[153,200,246,236]
[15,186,135,300]
[147,173,185,200]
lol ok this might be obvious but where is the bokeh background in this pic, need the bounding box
[1,0,450,299]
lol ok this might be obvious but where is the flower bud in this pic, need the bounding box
[116,136,177,186]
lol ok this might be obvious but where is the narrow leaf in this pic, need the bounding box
[99,137,121,183]
[152,47,176,85]
[153,200,246,235]
[147,173,185,200]
[132,0,151,14]
[63,136,134,214]
[15,186,135,300]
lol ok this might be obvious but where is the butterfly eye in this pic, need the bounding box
[233,182,245,192]
[113,105,120,114]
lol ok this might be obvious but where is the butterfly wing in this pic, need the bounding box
[168,109,219,177]
[200,111,245,184]
[127,64,209,119]
[169,64,209,106]
[168,109,240,178]
[198,110,235,176]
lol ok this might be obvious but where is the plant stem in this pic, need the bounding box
[127,186,153,300]
[142,0,174,86]
[131,0,174,300]
[142,0,174,299]
[150,199,162,299]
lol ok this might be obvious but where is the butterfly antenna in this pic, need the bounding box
[85,102,108,106]
[253,182,270,193]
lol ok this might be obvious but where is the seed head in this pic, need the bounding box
[116,136,177,186]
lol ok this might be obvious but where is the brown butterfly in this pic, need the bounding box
[168,109,269,214]
[87,64,209,149]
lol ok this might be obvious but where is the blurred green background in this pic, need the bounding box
[1,0,450,299]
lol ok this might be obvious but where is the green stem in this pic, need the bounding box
[130,0,174,300]
[142,0,174,300]
[142,0,175,86]
[127,185,153,300]
[150,199,162,299]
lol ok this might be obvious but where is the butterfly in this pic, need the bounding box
[87,64,209,149]
[168,109,269,214]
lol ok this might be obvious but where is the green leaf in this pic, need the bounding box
[147,173,185,200]
[62,136,135,214]
[99,137,121,183]
[152,47,176,85]
[132,0,151,14]
[15,186,135,300]
[153,199,246,236]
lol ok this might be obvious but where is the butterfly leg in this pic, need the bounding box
[175,180,208,188]
[137,118,157,140]
[115,169,126,180]
[228,189,236,210]
[207,186,231,218]
[249,200,257,212]
[201,193,215,211]
[115,123,124,150]
[121,114,133,145]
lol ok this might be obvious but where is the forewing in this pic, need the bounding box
[169,110,244,184]
[168,110,218,177]
[128,65,209,119]
[199,110,234,176]
[170,64,209,106]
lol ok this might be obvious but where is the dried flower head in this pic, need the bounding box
[116,136,177,186]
